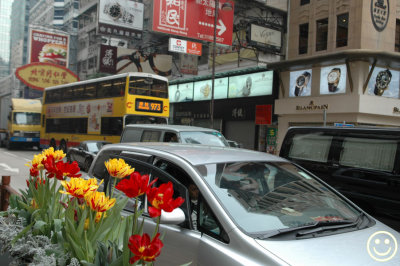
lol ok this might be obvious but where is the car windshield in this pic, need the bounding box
[13,112,41,125]
[196,162,360,236]
[179,131,229,147]
[86,142,108,153]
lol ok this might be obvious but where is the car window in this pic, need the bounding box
[196,161,361,236]
[163,132,178,142]
[87,142,100,153]
[339,137,397,172]
[141,130,161,142]
[288,133,332,162]
[179,131,229,147]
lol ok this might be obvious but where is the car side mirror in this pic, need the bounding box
[78,147,83,150]
[156,208,185,224]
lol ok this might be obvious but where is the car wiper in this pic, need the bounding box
[256,214,365,239]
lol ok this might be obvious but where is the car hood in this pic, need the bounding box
[254,221,400,265]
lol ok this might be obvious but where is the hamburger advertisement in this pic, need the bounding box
[29,29,69,67]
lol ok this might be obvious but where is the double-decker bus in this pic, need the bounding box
[40,72,169,152]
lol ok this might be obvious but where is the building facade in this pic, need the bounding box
[0,0,13,78]
[271,0,400,151]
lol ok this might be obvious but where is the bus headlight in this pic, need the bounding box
[13,131,21,137]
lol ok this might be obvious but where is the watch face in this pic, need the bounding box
[327,71,338,83]
[376,71,391,89]
[109,4,122,18]
[296,75,305,86]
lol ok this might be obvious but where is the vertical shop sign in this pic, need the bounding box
[255,105,272,125]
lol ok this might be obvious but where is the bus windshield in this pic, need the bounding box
[13,112,41,125]
[125,115,167,125]
[129,77,168,98]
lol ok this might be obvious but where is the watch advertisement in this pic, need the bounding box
[98,0,144,39]
[169,83,194,103]
[367,66,399,98]
[289,69,312,97]
[194,77,228,101]
[228,71,273,98]
[320,64,346,94]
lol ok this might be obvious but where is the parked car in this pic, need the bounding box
[88,143,400,265]
[120,124,230,147]
[66,140,111,172]
[279,126,400,231]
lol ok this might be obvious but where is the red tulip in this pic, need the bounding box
[115,171,157,198]
[147,181,184,218]
[44,156,81,180]
[128,233,163,263]
[26,176,45,189]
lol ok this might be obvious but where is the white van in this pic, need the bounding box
[120,124,230,147]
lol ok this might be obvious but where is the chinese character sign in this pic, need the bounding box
[153,0,234,46]
[29,29,69,67]
[16,62,79,91]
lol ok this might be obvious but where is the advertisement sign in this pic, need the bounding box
[194,77,228,101]
[255,105,272,125]
[169,83,194,103]
[98,0,144,39]
[228,71,273,98]
[320,64,346,94]
[367,66,399,98]
[179,54,198,75]
[29,29,69,67]
[169,38,202,56]
[153,0,234,46]
[250,24,281,49]
[46,99,113,133]
[16,62,79,91]
[99,45,172,76]
[289,69,312,97]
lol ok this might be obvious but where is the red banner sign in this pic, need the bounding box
[255,105,272,125]
[153,0,234,46]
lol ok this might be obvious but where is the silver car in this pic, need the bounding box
[88,143,400,265]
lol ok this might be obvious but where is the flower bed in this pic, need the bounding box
[0,148,184,265]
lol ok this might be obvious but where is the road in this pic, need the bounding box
[0,147,88,193]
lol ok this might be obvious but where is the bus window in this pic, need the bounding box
[84,84,97,98]
[101,117,123,135]
[129,77,168,98]
[73,85,85,100]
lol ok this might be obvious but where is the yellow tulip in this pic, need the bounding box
[59,178,103,199]
[25,153,45,170]
[104,158,135,179]
[85,191,116,213]
[42,147,65,162]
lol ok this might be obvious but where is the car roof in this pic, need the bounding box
[286,126,400,133]
[82,140,111,144]
[124,124,221,132]
[101,142,286,166]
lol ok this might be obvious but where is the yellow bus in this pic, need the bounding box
[40,72,169,152]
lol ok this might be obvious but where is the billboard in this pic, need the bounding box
[29,29,69,67]
[289,69,312,97]
[179,54,198,75]
[228,71,273,98]
[99,45,172,76]
[367,66,399,98]
[152,0,234,46]
[98,0,144,39]
[320,64,346,94]
[169,83,194,103]
[169,38,202,56]
[194,77,228,101]
[16,62,79,91]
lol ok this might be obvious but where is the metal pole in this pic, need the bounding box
[210,0,219,129]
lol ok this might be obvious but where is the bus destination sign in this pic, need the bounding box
[135,99,163,113]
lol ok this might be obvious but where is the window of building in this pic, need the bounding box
[299,23,309,54]
[396,19,400,52]
[300,0,310,5]
[336,13,349,48]
[316,18,328,51]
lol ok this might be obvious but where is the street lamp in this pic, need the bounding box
[210,1,232,129]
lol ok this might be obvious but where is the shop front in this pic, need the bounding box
[169,68,279,152]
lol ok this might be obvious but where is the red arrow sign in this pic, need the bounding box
[153,0,234,46]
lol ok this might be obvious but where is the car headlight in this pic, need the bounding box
[13,131,21,137]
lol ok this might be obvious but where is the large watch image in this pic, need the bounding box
[374,69,392,96]
[104,2,122,21]
[327,68,341,92]
[294,71,311,96]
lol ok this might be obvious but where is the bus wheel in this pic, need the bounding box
[60,140,67,153]
[50,139,57,150]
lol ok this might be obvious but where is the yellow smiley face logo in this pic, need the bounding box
[367,231,398,262]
